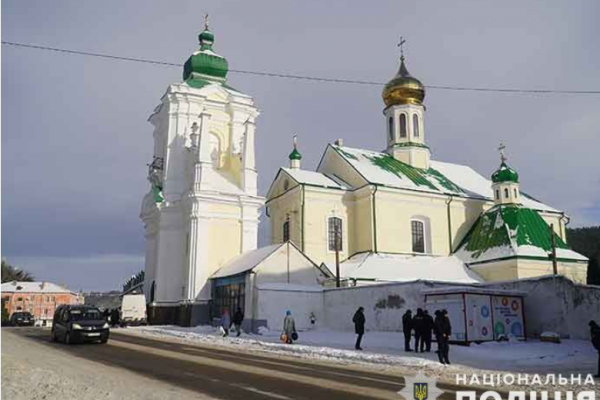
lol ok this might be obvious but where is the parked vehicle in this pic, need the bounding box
[9,311,35,327]
[120,294,147,326]
[50,305,109,344]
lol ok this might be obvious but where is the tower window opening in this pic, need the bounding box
[504,188,509,199]
[411,220,425,253]
[328,217,343,251]
[399,114,407,138]
[388,117,394,141]
[514,188,518,198]
[283,220,290,242]
[413,114,420,137]
[495,190,500,200]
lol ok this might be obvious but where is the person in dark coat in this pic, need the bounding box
[402,310,413,352]
[352,307,366,350]
[232,307,244,337]
[434,309,452,364]
[423,310,434,352]
[110,308,120,327]
[590,320,600,378]
[412,308,426,353]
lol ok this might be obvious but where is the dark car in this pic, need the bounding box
[10,311,35,326]
[51,305,109,344]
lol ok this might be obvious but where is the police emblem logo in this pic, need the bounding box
[398,372,443,400]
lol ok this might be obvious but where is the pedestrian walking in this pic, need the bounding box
[111,308,120,327]
[423,310,434,352]
[412,308,426,353]
[283,310,296,344]
[402,310,413,352]
[233,307,244,337]
[589,320,600,378]
[434,309,452,364]
[352,307,366,350]
[221,309,231,337]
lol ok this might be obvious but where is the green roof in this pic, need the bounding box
[454,204,586,264]
[492,162,519,183]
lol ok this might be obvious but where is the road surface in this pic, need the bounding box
[2,327,486,400]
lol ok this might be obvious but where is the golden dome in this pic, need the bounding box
[382,57,425,107]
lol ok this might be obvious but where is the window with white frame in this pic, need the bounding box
[328,217,343,251]
[399,114,407,138]
[411,220,425,253]
[413,114,420,137]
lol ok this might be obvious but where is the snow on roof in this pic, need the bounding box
[328,145,557,213]
[454,205,587,264]
[1,281,74,294]
[340,253,484,284]
[211,244,283,279]
[282,168,349,190]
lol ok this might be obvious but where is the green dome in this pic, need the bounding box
[289,148,302,160]
[183,28,228,82]
[492,162,519,183]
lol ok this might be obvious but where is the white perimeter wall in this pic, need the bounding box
[254,277,600,340]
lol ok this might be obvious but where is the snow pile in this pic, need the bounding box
[211,244,281,278]
[341,253,483,283]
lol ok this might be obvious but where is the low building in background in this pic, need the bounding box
[1,281,83,326]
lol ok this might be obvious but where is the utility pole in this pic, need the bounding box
[335,222,341,288]
[550,223,558,275]
[287,240,291,284]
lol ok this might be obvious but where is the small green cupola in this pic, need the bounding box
[491,143,521,205]
[183,15,229,84]
[289,135,302,169]
[492,162,519,183]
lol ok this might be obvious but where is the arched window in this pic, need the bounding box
[514,188,518,198]
[399,114,407,138]
[495,190,500,200]
[388,117,395,141]
[411,220,425,253]
[413,114,420,137]
[283,220,290,242]
[328,217,343,251]
[504,188,509,199]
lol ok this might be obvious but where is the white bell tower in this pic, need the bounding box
[140,19,264,324]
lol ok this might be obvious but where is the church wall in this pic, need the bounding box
[539,213,566,241]
[267,186,302,246]
[471,259,587,284]
[254,244,327,287]
[302,188,350,267]
[351,188,374,255]
[374,189,449,256]
[449,197,489,252]
[207,203,243,276]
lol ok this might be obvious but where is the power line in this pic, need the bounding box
[3,40,600,95]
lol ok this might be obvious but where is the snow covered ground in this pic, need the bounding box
[127,325,599,392]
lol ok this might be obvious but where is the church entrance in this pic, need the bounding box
[212,275,246,320]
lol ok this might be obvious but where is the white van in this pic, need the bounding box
[120,294,147,326]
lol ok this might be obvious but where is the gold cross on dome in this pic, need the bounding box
[498,142,507,163]
[204,13,209,30]
[397,36,407,60]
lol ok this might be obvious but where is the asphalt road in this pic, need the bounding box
[7,327,488,400]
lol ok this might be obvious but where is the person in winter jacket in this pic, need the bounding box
[352,307,366,350]
[221,309,231,337]
[434,309,452,364]
[590,320,600,377]
[283,310,296,344]
[111,308,120,327]
[423,310,434,352]
[402,310,413,351]
[232,307,244,337]
[412,308,426,353]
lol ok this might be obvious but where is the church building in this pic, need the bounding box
[140,22,587,326]
[265,51,588,285]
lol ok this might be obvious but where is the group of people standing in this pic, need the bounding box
[352,306,452,364]
[403,308,452,364]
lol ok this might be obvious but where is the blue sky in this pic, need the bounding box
[2,0,599,291]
